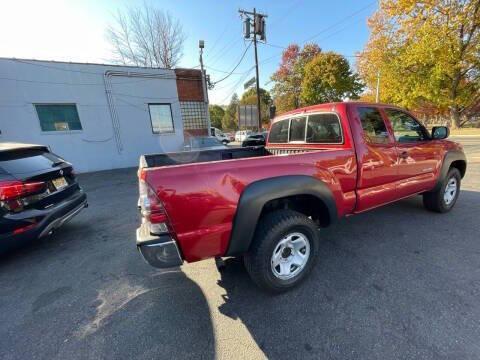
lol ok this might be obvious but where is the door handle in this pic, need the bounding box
[400,151,408,159]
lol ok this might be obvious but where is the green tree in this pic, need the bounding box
[239,87,272,126]
[358,0,480,128]
[301,52,364,105]
[209,105,224,129]
[222,93,239,130]
[271,43,321,113]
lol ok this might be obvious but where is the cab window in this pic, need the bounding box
[385,109,429,142]
[289,117,306,142]
[358,107,390,144]
[269,119,289,143]
[306,113,342,143]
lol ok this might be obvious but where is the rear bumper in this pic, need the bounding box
[38,197,87,237]
[0,190,87,252]
[136,223,183,268]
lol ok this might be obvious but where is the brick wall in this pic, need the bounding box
[174,69,204,101]
[175,68,208,138]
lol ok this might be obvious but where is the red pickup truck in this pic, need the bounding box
[136,102,466,292]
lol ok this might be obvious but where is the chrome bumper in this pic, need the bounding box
[136,224,183,268]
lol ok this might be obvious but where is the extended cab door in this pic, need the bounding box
[383,108,440,197]
[352,106,399,212]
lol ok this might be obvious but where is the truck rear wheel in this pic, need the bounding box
[243,209,319,293]
[423,167,461,213]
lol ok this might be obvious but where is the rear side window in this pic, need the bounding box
[306,114,342,143]
[0,149,62,175]
[289,117,307,142]
[35,104,82,132]
[358,107,389,144]
[269,119,289,143]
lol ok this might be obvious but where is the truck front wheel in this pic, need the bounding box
[244,210,319,293]
[423,167,461,213]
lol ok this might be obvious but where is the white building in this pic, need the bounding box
[0,58,209,172]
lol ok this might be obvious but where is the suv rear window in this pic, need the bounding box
[0,149,62,175]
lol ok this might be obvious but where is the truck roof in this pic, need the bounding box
[273,101,401,122]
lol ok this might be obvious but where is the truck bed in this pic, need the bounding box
[140,146,269,168]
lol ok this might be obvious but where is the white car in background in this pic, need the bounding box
[210,127,230,144]
[235,130,253,142]
[184,136,228,151]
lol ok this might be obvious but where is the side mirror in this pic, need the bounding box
[432,126,449,140]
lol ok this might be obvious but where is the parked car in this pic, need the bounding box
[242,133,266,147]
[235,130,253,142]
[0,143,87,253]
[210,127,230,144]
[184,136,228,151]
[136,102,466,292]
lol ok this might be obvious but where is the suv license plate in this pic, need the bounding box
[52,177,68,190]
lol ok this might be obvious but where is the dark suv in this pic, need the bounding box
[0,143,87,252]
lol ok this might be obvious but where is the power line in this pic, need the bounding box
[208,22,231,55]
[207,39,243,68]
[257,1,375,65]
[302,1,375,43]
[268,0,303,29]
[212,42,252,85]
[204,65,248,75]
[212,66,256,91]
[218,67,256,104]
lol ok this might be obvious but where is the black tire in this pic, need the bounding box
[423,167,461,213]
[243,209,319,293]
[222,140,229,145]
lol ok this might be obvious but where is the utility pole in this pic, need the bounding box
[239,8,267,132]
[252,8,262,132]
[199,40,211,134]
[375,71,380,103]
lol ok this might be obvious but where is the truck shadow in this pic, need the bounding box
[216,190,480,359]
[74,268,217,360]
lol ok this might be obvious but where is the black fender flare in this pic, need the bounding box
[226,175,338,256]
[430,150,467,192]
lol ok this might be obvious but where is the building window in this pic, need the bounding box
[180,101,208,130]
[35,104,82,132]
[148,104,174,134]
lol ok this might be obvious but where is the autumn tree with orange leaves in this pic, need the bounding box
[358,0,480,128]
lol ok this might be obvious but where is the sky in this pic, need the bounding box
[0,0,376,105]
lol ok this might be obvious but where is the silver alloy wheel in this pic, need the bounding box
[444,177,458,205]
[271,232,310,280]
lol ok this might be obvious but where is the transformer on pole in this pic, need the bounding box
[239,8,267,132]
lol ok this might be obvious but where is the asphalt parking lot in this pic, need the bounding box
[1,137,480,360]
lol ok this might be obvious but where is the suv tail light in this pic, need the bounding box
[0,180,46,211]
[139,177,169,235]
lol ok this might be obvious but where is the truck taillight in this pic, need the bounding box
[0,180,46,211]
[139,179,169,235]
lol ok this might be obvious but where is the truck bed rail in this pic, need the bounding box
[140,146,268,169]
